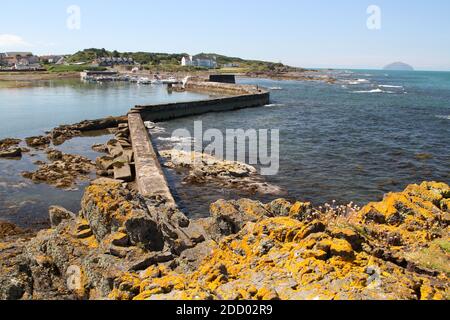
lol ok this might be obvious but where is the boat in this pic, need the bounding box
[162,77,179,84]
[137,77,151,85]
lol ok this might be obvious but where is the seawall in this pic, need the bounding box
[128,113,176,205]
[128,80,270,204]
[130,80,270,122]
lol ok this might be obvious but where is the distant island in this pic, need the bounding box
[383,62,414,71]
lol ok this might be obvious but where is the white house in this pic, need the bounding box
[181,55,217,69]
[181,55,194,66]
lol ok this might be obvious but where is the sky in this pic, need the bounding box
[0,0,449,71]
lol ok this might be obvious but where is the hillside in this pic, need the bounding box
[67,48,301,72]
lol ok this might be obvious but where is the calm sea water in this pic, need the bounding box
[156,70,450,218]
[0,81,210,228]
[0,80,210,138]
[0,72,449,226]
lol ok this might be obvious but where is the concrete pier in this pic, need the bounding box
[128,113,176,205]
[131,81,270,122]
[128,80,270,203]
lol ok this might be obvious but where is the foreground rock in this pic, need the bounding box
[21,149,95,189]
[0,181,448,300]
[0,179,206,300]
[112,182,449,300]
[160,150,283,195]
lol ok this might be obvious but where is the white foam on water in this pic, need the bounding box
[379,85,403,89]
[436,115,450,120]
[346,79,370,85]
[264,103,286,108]
[352,88,395,94]
[269,87,283,91]
[158,136,194,143]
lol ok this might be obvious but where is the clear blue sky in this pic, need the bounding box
[1,0,449,70]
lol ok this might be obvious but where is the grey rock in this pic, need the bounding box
[49,206,75,228]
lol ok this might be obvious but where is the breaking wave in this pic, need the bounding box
[352,89,393,94]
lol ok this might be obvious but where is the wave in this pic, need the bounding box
[352,88,395,94]
[346,79,370,85]
[379,85,403,89]
[436,115,450,120]
[264,103,286,108]
[269,87,283,91]
[145,121,166,133]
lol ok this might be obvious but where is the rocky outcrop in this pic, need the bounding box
[25,136,50,149]
[21,149,95,189]
[160,150,283,195]
[0,148,22,159]
[50,116,128,145]
[49,206,76,228]
[0,178,207,300]
[111,182,449,301]
[0,138,24,159]
[0,181,448,300]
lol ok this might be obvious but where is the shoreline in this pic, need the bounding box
[0,69,336,89]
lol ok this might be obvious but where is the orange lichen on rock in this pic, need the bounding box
[108,182,449,301]
[356,181,449,247]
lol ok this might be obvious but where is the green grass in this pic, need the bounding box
[436,240,450,253]
[45,64,107,73]
[142,64,207,72]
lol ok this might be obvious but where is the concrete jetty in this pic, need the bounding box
[128,80,270,203]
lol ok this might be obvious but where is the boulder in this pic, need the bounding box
[0,221,24,239]
[0,138,21,149]
[113,163,133,182]
[49,206,76,228]
[25,136,50,148]
[0,148,22,158]
[124,210,165,251]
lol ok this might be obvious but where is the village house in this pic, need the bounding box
[181,54,217,69]
[0,52,43,70]
[0,52,34,66]
[94,57,135,67]
[39,55,65,64]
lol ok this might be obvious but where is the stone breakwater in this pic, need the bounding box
[131,81,270,123]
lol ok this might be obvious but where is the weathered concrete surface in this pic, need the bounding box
[131,81,270,122]
[128,113,176,205]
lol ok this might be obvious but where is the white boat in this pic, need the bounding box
[137,77,151,85]
[162,77,179,84]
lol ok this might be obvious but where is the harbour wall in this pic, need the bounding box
[128,80,270,204]
[130,80,270,122]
